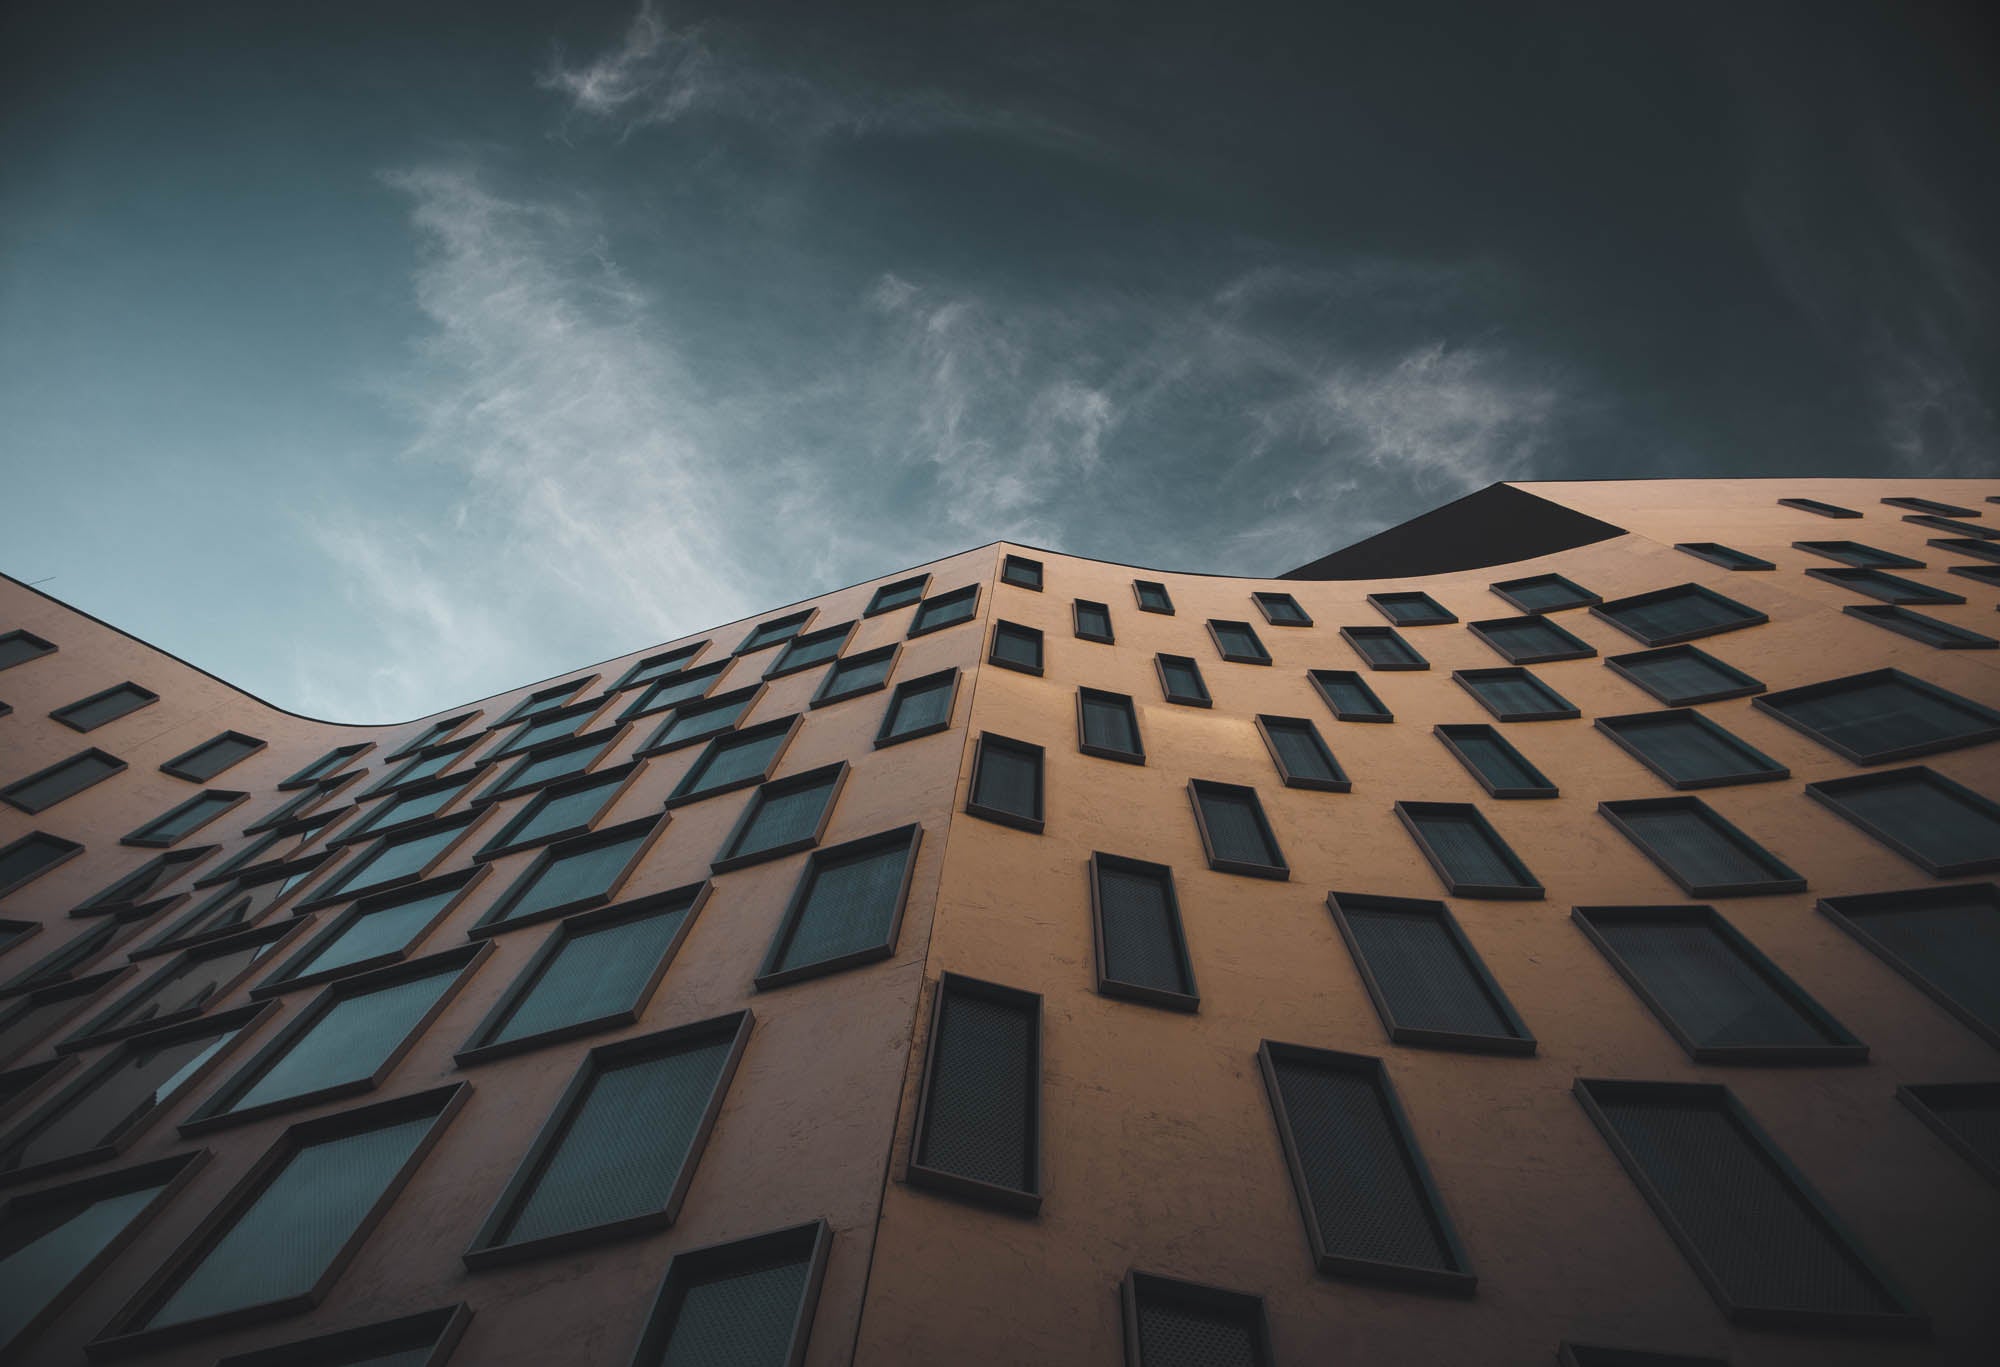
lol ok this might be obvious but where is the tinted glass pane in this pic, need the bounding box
[1376,593,1452,625]
[1405,808,1527,888]
[776,631,842,671]
[971,743,1038,820]
[1134,1290,1260,1367]
[773,845,908,974]
[5,1029,237,1172]
[914,986,1034,1192]
[1136,582,1172,611]
[1445,728,1545,791]
[1312,672,1387,719]
[499,833,648,925]
[1820,773,2000,870]
[658,698,752,747]
[869,579,925,612]
[912,591,975,632]
[1601,587,1757,641]
[1615,806,1783,888]
[135,793,237,843]
[684,731,787,796]
[1160,657,1205,700]
[1464,671,1566,717]
[653,1251,812,1367]
[1602,714,1782,786]
[503,742,602,790]
[0,633,56,670]
[504,777,622,847]
[1097,866,1187,996]
[731,778,839,860]
[1343,906,1509,1037]
[1080,694,1138,753]
[0,835,79,890]
[348,783,459,840]
[1213,623,1265,659]
[330,825,461,899]
[1076,603,1111,637]
[885,679,952,737]
[5,754,122,811]
[87,940,275,1037]
[501,712,583,755]
[1842,891,2000,1036]
[1259,594,1309,624]
[1479,618,1582,659]
[292,888,458,981]
[1497,576,1592,611]
[1768,675,1995,758]
[225,969,459,1113]
[1196,788,1279,868]
[1593,917,1837,1048]
[637,669,723,713]
[0,1181,162,1346]
[824,651,894,694]
[1266,720,1336,783]
[57,686,154,730]
[489,905,692,1046]
[990,625,1042,670]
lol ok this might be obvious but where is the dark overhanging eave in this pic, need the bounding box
[1278,483,1627,580]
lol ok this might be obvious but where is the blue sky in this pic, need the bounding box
[3,0,1995,721]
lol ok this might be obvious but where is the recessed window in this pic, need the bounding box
[1341,625,1426,670]
[1897,1083,2000,1188]
[875,669,958,747]
[50,683,158,733]
[1606,644,1763,707]
[1072,598,1114,643]
[458,886,709,1064]
[735,611,816,655]
[160,732,265,783]
[1326,892,1534,1053]
[1367,591,1455,626]
[1807,767,2000,876]
[1753,668,2000,764]
[139,858,325,956]
[1928,535,2000,563]
[1122,1270,1273,1367]
[476,766,633,860]
[629,1221,832,1367]
[472,816,664,936]
[124,790,247,849]
[1133,580,1174,614]
[1885,495,1978,517]
[1154,653,1210,706]
[193,831,286,888]
[277,742,371,791]
[610,642,707,693]
[621,661,727,721]
[213,1306,472,1367]
[712,764,848,872]
[381,713,479,764]
[68,922,293,1048]
[0,833,83,899]
[1253,591,1312,626]
[1592,583,1767,646]
[1675,542,1773,571]
[1309,669,1391,723]
[908,585,979,637]
[1599,797,1804,896]
[1819,884,2000,1047]
[865,574,930,616]
[338,775,474,846]
[1794,540,1923,569]
[987,620,1044,676]
[966,734,1044,832]
[2,750,125,814]
[0,970,127,1059]
[1207,619,1272,665]
[1001,554,1043,590]
[362,735,480,797]
[766,621,854,679]
[479,729,623,804]
[1778,496,1861,518]
[1257,1042,1476,1292]
[1453,667,1579,721]
[465,1013,750,1266]
[1089,854,1197,1011]
[1433,724,1557,798]
[493,704,594,760]
[302,812,481,910]
[1950,562,2000,589]
[814,643,899,704]
[907,972,1041,1213]
[1255,715,1348,792]
[1468,614,1595,664]
[1806,566,1964,605]
[1489,573,1598,614]
[1572,1079,1920,1330]
[0,630,56,672]
[1188,779,1288,879]
[491,678,593,730]
[1843,604,1996,650]
[1395,801,1543,898]
[258,871,481,995]
[2,918,123,996]
[0,920,38,956]
[641,686,760,755]
[244,773,360,836]
[1902,512,1996,538]
[1595,711,1788,789]
[755,825,922,989]
[1077,687,1144,762]
[667,716,800,807]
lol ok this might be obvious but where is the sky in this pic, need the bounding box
[2,1,1996,722]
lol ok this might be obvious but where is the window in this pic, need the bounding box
[2,918,123,996]
[0,630,56,672]
[610,642,707,692]
[621,661,726,721]
[1794,540,1923,569]
[1154,653,1210,706]
[1121,1270,1273,1367]
[194,831,286,888]
[909,584,979,637]
[641,686,763,755]
[476,766,634,860]
[301,812,482,910]
[1599,798,1804,896]
[628,1221,832,1367]
[1327,892,1534,1053]
[865,573,930,616]
[1897,1083,2000,1188]
[493,704,595,759]
[1595,711,1788,789]
[1,972,128,1064]
[492,678,593,728]
[213,1305,473,1367]
[1188,779,1288,879]
[1807,767,2000,876]
[814,643,899,704]
[1253,591,1312,626]
[137,871,294,956]
[1777,496,1861,518]
[1309,669,1392,723]
[875,669,958,747]
[966,734,1044,832]
[1433,724,1557,798]
[907,972,1041,1213]
[1950,562,2000,589]
[1072,598,1114,643]
[755,825,923,989]
[1133,579,1174,614]
[68,923,294,1047]
[464,1013,750,1266]
[1929,535,2000,563]
[1468,614,1595,664]
[0,920,38,957]
[1753,668,2000,764]
[339,775,474,846]
[160,731,265,783]
[1571,1079,1920,1330]
[1256,1042,1475,1292]
[1806,566,1964,605]
[1367,590,1456,626]
[243,774,359,836]
[987,620,1044,676]
[2,749,125,814]
[1592,583,1767,646]
[766,621,854,679]
[472,817,664,936]
[96,1087,465,1353]
[1843,604,1995,650]
[1885,495,1978,517]
[458,885,709,1064]
[477,730,621,807]
[124,790,247,848]
[1341,625,1427,670]
[1089,854,1197,1010]
[0,832,83,898]
[1001,554,1043,590]
[1452,667,1579,721]
[1395,801,1542,899]
[1819,884,2000,1047]
[362,735,481,796]
[1902,512,1996,538]
[713,764,849,872]
[1255,715,1348,792]
[1207,619,1271,665]
[50,682,158,732]
[666,716,800,806]
[1675,542,1773,571]
[1606,644,1763,707]
[1076,687,1144,762]
[257,870,483,995]
[1489,572,1598,614]
[278,742,371,790]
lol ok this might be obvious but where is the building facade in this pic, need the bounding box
[1,477,1997,1367]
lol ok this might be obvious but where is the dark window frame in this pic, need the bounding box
[1253,591,1312,627]
[1805,566,1964,605]
[490,700,602,761]
[1594,710,1789,790]
[1794,540,1924,569]
[1153,652,1211,707]
[469,814,668,938]
[1675,542,1774,571]
[122,790,248,850]
[213,1304,473,1367]
[73,847,215,916]
[1206,619,1272,665]
[812,642,901,705]
[665,715,802,808]
[754,825,923,990]
[1929,535,2000,563]
[908,584,980,638]
[1605,644,1764,707]
[1949,562,2000,589]
[0,968,136,1064]
[1902,512,1997,538]
[1088,853,1198,1012]
[965,734,1045,833]
[192,832,286,888]
[1592,583,1768,646]
[1326,891,1534,1054]
[1309,669,1392,723]
[1072,598,1115,644]
[1805,766,2000,876]
[1367,590,1457,626]
[711,763,850,873]
[1452,667,1580,722]
[1777,496,1861,518]
[625,1220,832,1367]
[277,743,373,791]
[0,918,41,960]
[1598,797,1805,897]
[864,573,930,616]
[244,771,364,836]
[1394,800,1544,899]
[359,735,483,799]
[1340,625,1428,671]
[986,620,1044,677]
[2,748,127,814]
[1132,579,1175,614]
[1254,715,1349,793]
[477,725,627,803]
[906,971,1042,1214]
[0,629,57,671]
[1468,612,1597,665]
[1076,686,1145,763]
[1188,779,1289,880]
[764,621,856,680]
[1433,723,1558,799]
[473,763,641,860]
[160,732,266,784]
[383,712,482,763]
[488,676,597,730]
[1896,1083,2000,1189]
[1842,603,1995,649]
[296,809,486,912]
[638,686,764,758]
[1818,884,2000,1047]
[254,868,489,998]
[135,859,325,960]
[333,774,479,848]
[62,920,305,1052]
[1752,667,2000,765]
[50,682,159,733]
[874,668,960,748]
[1120,1269,1273,1367]
[620,660,728,722]
[1489,572,1599,614]
[609,642,708,693]
[1001,554,1044,591]
[1884,495,1978,517]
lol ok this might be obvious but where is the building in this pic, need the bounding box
[1,477,1997,1367]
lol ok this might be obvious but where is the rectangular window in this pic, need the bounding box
[1133,579,1174,614]
[2,750,126,814]
[966,734,1044,832]
[1207,619,1272,664]
[1573,905,1864,1063]
[477,729,623,804]
[1395,801,1543,898]
[465,1013,750,1266]
[194,832,286,888]
[1807,767,2000,876]
[257,870,482,995]
[123,790,247,848]
[1807,566,1964,605]
[1819,884,2000,1047]
[1434,723,1557,798]
[909,584,979,637]
[458,885,710,1064]
[384,712,479,763]
[765,621,854,679]
[813,643,899,705]
[610,642,707,692]
[1089,854,1197,1011]
[1599,797,1804,896]
[1254,591,1312,626]
[50,683,158,733]
[907,972,1041,1213]
[1885,495,1978,517]
[1843,604,1995,650]
[0,630,56,672]
[213,1305,473,1367]
[491,677,593,729]
[3,917,127,995]
[1468,614,1595,664]
[735,610,816,655]
[1367,590,1456,625]
[987,620,1044,676]
[0,920,37,958]
[472,816,665,936]
[1607,644,1764,707]
[1257,1041,1476,1292]
[1902,512,1996,538]
[755,825,922,989]
[1593,583,1767,646]
[1077,687,1144,762]
[67,922,294,1048]
[1341,625,1427,670]
[337,775,474,846]
[713,764,848,873]
[75,849,212,915]
[362,735,481,797]
[1753,668,2000,764]
[1778,496,1861,518]
[1951,562,2000,589]
[475,765,635,860]
[301,812,482,910]
[1309,669,1392,723]
[875,668,958,747]
[1571,1079,1920,1330]
[865,573,930,616]
[1595,710,1788,789]
[1675,542,1774,571]
[1452,667,1579,721]
[1929,535,2000,563]
[666,716,801,807]
[1188,779,1288,879]
[1327,892,1534,1053]
[1489,572,1598,614]
[242,775,357,838]
[1255,715,1349,792]
[160,732,265,783]
[493,704,594,760]
[1073,598,1114,643]
[1,971,128,1064]
[1795,540,1923,569]
[628,1221,832,1367]
[640,686,761,755]
[1154,653,1210,706]
[277,743,371,791]
[1001,554,1043,590]
[621,661,726,721]
[1121,1270,1273,1367]
[1897,1083,2000,1188]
